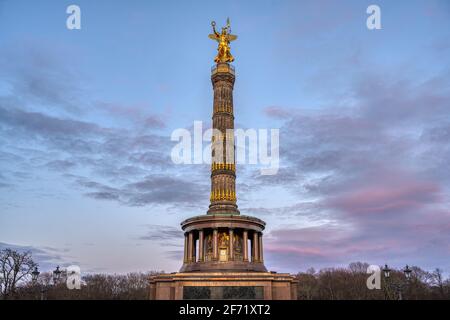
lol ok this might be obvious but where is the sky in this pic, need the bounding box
[0,0,449,275]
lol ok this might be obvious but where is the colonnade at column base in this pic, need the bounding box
[180,214,267,273]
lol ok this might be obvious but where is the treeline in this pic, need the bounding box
[14,272,159,300]
[296,262,450,300]
[1,248,160,300]
[2,249,449,300]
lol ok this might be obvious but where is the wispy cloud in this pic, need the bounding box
[0,242,77,271]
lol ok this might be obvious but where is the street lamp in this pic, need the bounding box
[30,266,46,300]
[403,265,412,280]
[382,264,391,278]
[31,266,40,283]
[53,266,62,284]
[382,264,412,300]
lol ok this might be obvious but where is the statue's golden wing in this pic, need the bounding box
[228,34,238,42]
[208,34,219,41]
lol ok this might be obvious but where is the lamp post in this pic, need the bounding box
[31,266,45,300]
[31,266,63,300]
[31,266,40,282]
[53,266,62,284]
[382,264,412,300]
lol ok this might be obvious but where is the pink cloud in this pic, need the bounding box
[264,106,291,119]
[328,173,441,216]
[265,245,326,257]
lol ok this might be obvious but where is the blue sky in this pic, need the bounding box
[1,0,450,274]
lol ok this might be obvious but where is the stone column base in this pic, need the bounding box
[149,271,298,300]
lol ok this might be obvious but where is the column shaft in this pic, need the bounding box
[243,230,248,262]
[188,232,194,263]
[253,232,259,262]
[213,229,218,260]
[229,229,234,260]
[259,232,263,263]
[208,65,239,215]
[193,236,196,262]
[183,233,188,263]
[198,230,204,262]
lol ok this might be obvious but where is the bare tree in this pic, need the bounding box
[0,248,37,299]
[430,268,447,299]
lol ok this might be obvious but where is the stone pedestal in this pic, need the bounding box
[149,272,298,300]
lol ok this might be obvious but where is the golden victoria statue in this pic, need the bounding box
[208,18,237,63]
